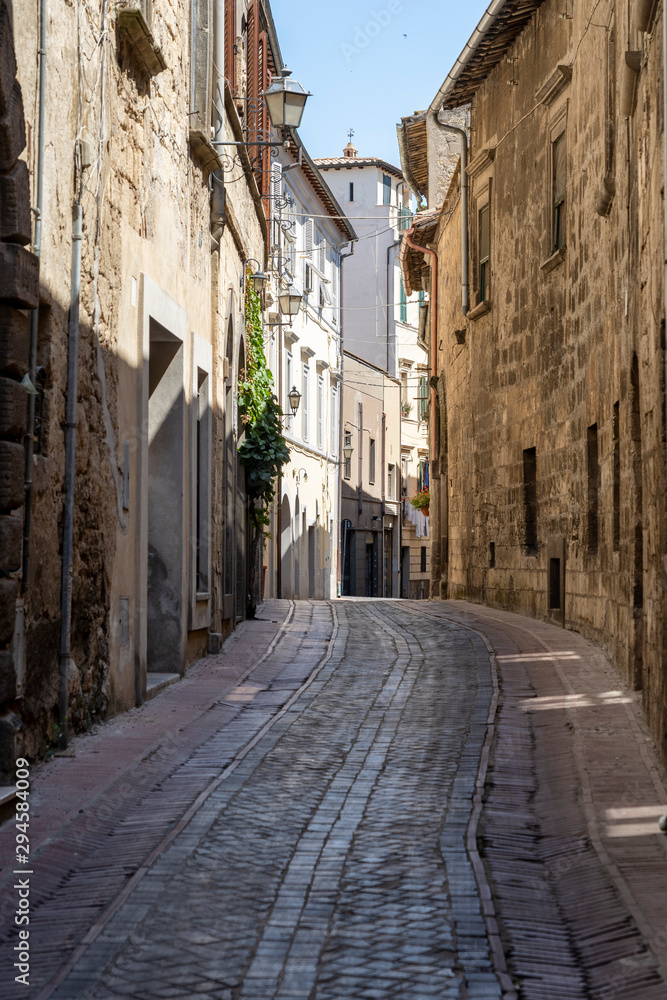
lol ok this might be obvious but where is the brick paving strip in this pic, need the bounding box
[0,599,344,997]
[407,600,667,1000]
[5,600,509,1000]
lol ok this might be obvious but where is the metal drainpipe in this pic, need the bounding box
[21,0,47,594]
[337,241,355,596]
[403,229,438,459]
[58,204,83,749]
[386,239,400,373]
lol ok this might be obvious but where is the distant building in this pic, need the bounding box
[263,136,356,600]
[315,144,431,598]
[340,352,401,598]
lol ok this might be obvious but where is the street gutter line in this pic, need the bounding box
[401,600,518,1000]
[34,601,347,1000]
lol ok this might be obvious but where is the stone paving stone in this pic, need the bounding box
[33,600,500,1000]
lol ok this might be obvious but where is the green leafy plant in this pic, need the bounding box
[238,271,290,614]
[409,488,430,511]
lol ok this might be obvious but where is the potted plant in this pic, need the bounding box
[401,401,413,418]
[409,488,430,517]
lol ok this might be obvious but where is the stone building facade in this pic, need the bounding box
[262,137,355,601]
[315,144,430,599]
[0,0,38,775]
[0,0,290,776]
[340,351,401,598]
[400,0,667,756]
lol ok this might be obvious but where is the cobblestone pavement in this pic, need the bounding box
[1,600,501,1000]
[3,598,667,1000]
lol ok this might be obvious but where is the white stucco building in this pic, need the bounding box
[263,137,356,600]
[314,143,431,598]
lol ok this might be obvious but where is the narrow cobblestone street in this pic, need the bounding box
[2,600,667,999]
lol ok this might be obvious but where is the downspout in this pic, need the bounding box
[21,0,47,594]
[58,203,83,749]
[386,239,400,373]
[337,241,355,596]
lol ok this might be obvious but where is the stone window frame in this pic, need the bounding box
[467,147,495,320]
[538,73,571,273]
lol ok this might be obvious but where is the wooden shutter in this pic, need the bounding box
[224,0,236,92]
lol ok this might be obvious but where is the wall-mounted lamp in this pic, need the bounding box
[264,70,311,130]
[213,69,311,153]
[342,441,353,463]
[294,467,308,483]
[287,385,302,415]
[243,259,269,294]
[279,289,303,317]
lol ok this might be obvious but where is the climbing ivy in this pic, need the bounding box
[238,270,290,533]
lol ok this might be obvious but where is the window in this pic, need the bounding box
[317,376,324,450]
[420,546,427,573]
[399,277,407,323]
[552,132,566,251]
[418,376,428,421]
[382,173,391,205]
[478,203,490,302]
[369,438,376,484]
[302,365,310,440]
[357,403,363,482]
[387,464,395,499]
[304,262,313,293]
[344,431,352,479]
[587,423,599,554]
[349,181,354,202]
[549,558,562,609]
[401,456,410,497]
[523,447,538,553]
[331,384,339,456]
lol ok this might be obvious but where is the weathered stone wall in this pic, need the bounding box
[432,0,667,756]
[6,0,269,768]
[0,0,37,775]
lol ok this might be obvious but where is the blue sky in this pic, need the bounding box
[270,0,490,166]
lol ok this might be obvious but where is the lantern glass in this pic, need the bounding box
[343,444,353,462]
[250,270,268,294]
[262,70,310,130]
[288,386,301,415]
[279,290,303,317]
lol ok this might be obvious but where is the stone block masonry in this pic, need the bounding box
[0,0,36,779]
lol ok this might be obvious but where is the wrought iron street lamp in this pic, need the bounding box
[263,69,311,131]
[243,258,269,294]
[342,442,353,463]
[287,386,302,416]
[279,289,303,317]
[213,69,310,155]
